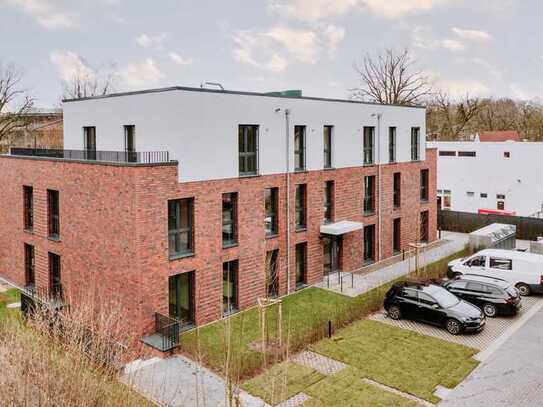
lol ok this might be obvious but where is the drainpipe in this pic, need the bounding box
[285,109,291,294]
[373,113,382,262]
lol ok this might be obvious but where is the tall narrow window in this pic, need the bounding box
[364,175,375,214]
[265,188,278,236]
[363,127,375,165]
[323,125,333,168]
[411,127,420,161]
[389,127,396,163]
[393,172,401,208]
[420,169,429,201]
[23,185,33,231]
[124,125,136,162]
[420,211,429,243]
[222,193,237,247]
[323,181,334,224]
[295,242,307,289]
[47,189,60,239]
[239,125,258,176]
[266,250,279,298]
[168,198,194,258]
[393,218,401,254]
[295,184,307,230]
[294,125,306,171]
[48,252,61,299]
[364,225,375,263]
[24,243,35,288]
[223,260,238,315]
[83,126,96,159]
[169,272,195,325]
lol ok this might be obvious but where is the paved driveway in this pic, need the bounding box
[439,304,543,406]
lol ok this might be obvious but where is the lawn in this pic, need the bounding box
[0,288,20,318]
[310,320,478,403]
[241,362,324,405]
[180,248,469,380]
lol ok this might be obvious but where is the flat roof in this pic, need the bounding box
[62,85,426,109]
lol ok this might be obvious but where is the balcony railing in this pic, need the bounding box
[9,148,170,164]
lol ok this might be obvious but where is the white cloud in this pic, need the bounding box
[232,24,345,72]
[136,33,168,49]
[411,26,465,52]
[118,59,164,88]
[429,72,489,97]
[360,0,447,19]
[168,52,194,66]
[50,50,95,82]
[9,0,74,28]
[452,27,492,42]
[441,39,465,51]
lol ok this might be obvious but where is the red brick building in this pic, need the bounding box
[0,87,436,349]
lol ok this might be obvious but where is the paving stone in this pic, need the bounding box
[275,392,310,407]
[291,350,347,375]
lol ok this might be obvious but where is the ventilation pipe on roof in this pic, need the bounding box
[200,82,224,90]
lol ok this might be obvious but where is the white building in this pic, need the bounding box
[429,140,543,217]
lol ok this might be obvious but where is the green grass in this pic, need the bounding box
[241,362,325,405]
[180,248,469,380]
[0,288,20,318]
[310,320,478,403]
[303,367,420,407]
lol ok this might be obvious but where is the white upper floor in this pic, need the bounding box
[63,87,427,183]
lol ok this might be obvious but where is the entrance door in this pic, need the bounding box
[169,272,194,326]
[323,235,341,276]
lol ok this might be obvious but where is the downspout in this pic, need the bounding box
[285,109,291,294]
[376,113,382,262]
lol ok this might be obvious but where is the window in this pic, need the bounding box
[48,252,62,299]
[169,272,195,324]
[480,193,488,198]
[364,224,375,263]
[265,188,278,236]
[418,292,437,306]
[363,126,374,165]
[431,289,459,308]
[401,288,418,301]
[442,190,451,210]
[393,172,401,208]
[467,191,475,197]
[411,127,420,161]
[388,127,396,163]
[420,169,429,201]
[458,151,476,157]
[168,198,194,258]
[363,175,375,214]
[466,282,486,293]
[449,281,468,290]
[323,125,333,168]
[239,125,258,176]
[465,256,486,267]
[24,243,35,288]
[496,194,506,200]
[47,189,60,239]
[223,260,238,315]
[504,151,510,158]
[294,125,306,171]
[393,218,401,254]
[295,184,307,230]
[490,257,512,270]
[124,125,136,162]
[23,185,33,231]
[497,201,505,210]
[420,211,429,243]
[439,151,456,157]
[222,193,237,247]
[266,250,279,298]
[295,243,307,289]
[83,126,96,151]
[323,181,334,223]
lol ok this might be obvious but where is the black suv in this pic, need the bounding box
[384,282,485,335]
[442,275,521,317]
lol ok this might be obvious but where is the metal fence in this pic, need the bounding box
[155,312,180,351]
[438,209,543,240]
[10,148,170,164]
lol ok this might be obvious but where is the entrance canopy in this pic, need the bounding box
[320,220,363,236]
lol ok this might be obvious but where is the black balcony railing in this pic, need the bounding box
[21,283,65,316]
[10,148,170,164]
[155,313,180,351]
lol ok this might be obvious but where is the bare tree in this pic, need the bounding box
[352,48,432,105]
[62,64,116,100]
[427,91,480,140]
[0,63,34,144]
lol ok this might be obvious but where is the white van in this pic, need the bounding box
[447,249,543,296]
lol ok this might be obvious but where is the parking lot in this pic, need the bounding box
[370,296,543,352]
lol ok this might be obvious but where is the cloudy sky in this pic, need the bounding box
[1,0,541,107]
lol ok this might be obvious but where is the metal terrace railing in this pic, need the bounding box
[9,148,170,164]
[155,312,180,351]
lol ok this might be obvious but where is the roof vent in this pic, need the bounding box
[200,82,224,90]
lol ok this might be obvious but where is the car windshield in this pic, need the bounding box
[431,288,460,308]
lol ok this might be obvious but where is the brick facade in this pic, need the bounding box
[0,149,437,343]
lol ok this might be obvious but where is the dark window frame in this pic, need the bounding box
[222,192,238,247]
[323,180,334,224]
[458,151,476,157]
[23,185,33,231]
[295,242,307,289]
[47,189,60,240]
[223,260,239,315]
[294,125,306,172]
[239,124,259,176]
[323,125,333,168]
[24,243,35,288]
[420,210,429,243]
[411,127,420,161]
[266,249,279,298]
[364,224,375,263]
[393,172,401,208]
[168,198,194,258]
[420,169,429,202]
[295,184,307,231]
[83,126,96,160]
[124,125,136,152]
[393,218,401,254]
[388,127,396,163]
[439,151,456,157]
[363,126,375,165]
[48,252,62,299]
[364,175,376,215]
[265,187,279,236]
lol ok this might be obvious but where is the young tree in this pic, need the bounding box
[0,63,34,145]
[352,48,432,105]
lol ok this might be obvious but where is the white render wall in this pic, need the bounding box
[63,88,426,183]
[429,141,543,216]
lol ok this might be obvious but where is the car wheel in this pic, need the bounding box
[446,318,462,335]
[483,303,498,318]
[516,283,531,296]
[388,305,402,320]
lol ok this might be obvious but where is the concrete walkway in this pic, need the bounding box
[316,232,468,297]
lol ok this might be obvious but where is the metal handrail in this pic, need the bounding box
[9,148,170,164]
[155,313,180,351]
[340,272,354,293]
